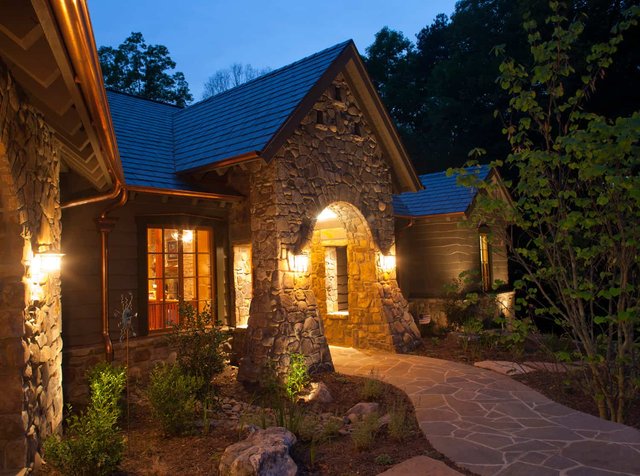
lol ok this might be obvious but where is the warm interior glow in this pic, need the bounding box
[378,254,396,272]
[317,208,338,221]
[182,229,194,243]
[288,253,309,273]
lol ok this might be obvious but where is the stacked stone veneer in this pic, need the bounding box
[233,244,252,327]
[237,75,420,383]
[0,62,63,473]
[64,336,176,405]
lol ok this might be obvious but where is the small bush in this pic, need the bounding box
[388,400,411,441]
[285,353,310,402]
[361,370,384,401]
[147,363,202,436]
[44,364,126,476]
[168,303,229,399]
[375,454,394,466]
[351,412,379,451]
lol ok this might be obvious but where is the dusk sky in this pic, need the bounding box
[89,0,457,100]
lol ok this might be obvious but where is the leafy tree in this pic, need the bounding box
[99,32,192,107]
[202,63,271,99]
[363,0,640,173]
[456,2,640,423]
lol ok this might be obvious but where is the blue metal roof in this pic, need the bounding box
[393,165,491,217]
[106,41,353,190]
[174,40,352,172]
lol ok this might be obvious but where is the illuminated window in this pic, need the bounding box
[325,246,348,313]
[146,226,213,331]
[479,232,491,291]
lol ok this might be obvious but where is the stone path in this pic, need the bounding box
[331,346,640,476]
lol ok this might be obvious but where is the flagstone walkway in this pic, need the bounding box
[331,346,640,476]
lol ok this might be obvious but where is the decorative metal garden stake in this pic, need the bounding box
[115,292,137,429]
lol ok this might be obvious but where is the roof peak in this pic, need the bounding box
[188,40,354,109]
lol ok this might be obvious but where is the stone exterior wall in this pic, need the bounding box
[0,61,62,473]
[64,336,175,406]
[237,75,420,383]
[233,244,252,327]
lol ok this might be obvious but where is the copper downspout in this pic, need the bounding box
[96,188,128,362]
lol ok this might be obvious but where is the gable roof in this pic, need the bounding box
[106,40,421,195]
[173,41,352,172]
[393,165,491,217]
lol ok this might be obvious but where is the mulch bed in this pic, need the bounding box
[114,366,474,476]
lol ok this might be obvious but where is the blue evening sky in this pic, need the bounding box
[89,0,457,100]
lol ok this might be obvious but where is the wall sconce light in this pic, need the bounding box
[378,254,396,272]
[32,251,64,275]
[288,253,309,274]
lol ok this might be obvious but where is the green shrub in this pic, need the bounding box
[44,364,126,476]
[147,363,202,436]
[375,454,394,466]
[351,412,379,451]
[285,353,310,402]
[361,370,384,401]
[168,303,229,399]
[388,400,411,441]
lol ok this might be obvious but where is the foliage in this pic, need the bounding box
[442,271,503,329]
[387,399,411,441]
[360,370,384,401]
[168,302,229,401]
[351,412,379,451]
[146,363,202,436]
[44,364,126,476]
[202,63,271,98]
[455,2,640,422]
[285,353,310,401]
[374,454,394,466]
[98,32,192,106]
[363,0,640,173]
[494,315,533,357]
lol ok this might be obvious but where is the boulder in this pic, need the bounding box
[302,382,333,403]
[219,427,297,476]
[345,402,379,422]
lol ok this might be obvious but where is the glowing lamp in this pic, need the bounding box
[378,254,396,272]
[317,208,338,221]
[288,253,309,274]
[182,229,194,243]
[32,251,64,275]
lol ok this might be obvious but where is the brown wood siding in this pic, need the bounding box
[62,185,230,348]
[396,215,509,299]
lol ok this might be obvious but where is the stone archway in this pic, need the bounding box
[310,202,396,349]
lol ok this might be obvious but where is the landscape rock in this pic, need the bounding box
[219,427,297,476]
[302,382,333,403]
[346,402,379,422]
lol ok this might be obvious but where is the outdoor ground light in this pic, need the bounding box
[378,254,396,272]
[288,253,309,274]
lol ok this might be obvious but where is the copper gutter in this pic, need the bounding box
[48,0,125,185]
[127,185,243,202]
[61,181,123,209]
[96,188,128,362]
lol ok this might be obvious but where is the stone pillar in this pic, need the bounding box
[237,162,333,383]
[0,61,63,472]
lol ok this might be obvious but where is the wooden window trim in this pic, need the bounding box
[136,215,227,336]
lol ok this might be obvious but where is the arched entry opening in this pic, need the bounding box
[309,202,410,350]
